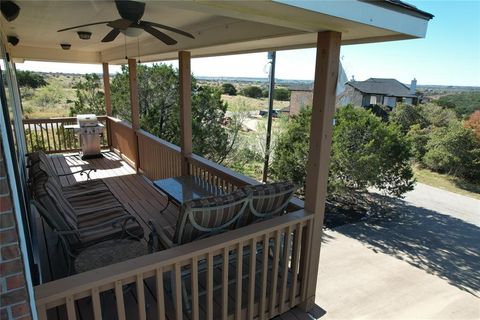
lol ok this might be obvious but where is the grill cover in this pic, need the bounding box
[77,114,98,127]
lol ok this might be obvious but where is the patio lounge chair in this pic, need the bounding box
[156,189,250,249]
[29,165,144,260]
[28,151,109,198]
[237,181,296,227]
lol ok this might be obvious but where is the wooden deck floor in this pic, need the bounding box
[34,151,321,320]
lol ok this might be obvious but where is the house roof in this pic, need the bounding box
[347,78,416,97]
[1,1,433,64]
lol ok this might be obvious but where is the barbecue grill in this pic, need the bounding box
[65,114,104,159]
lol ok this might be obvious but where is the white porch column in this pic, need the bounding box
[179,51,192,175]
[301,31,341,310]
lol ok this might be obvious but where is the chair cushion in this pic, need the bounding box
[173,189,250,245]
[237,181,295,227]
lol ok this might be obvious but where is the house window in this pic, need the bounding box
[369,96,377,105]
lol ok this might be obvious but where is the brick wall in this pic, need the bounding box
[0,141,31,320]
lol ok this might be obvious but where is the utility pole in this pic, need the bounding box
[262,51,276,183]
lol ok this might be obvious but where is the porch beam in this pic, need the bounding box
[179,51,192,175]
[301,31,341,310]
[128,58,140,170]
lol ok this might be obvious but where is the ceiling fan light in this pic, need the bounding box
[120,27,143,37]
[60,43,71,50]
[77,31,92,40]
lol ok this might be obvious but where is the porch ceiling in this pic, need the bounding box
[2,0,432,64]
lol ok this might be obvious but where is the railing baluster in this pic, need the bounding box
[156,268,166,320]
[190,256,199,320]
[235,241,243,320]
[45,121,51,152]
[28,123,34,152]
[222,247,229,320]
[174,262,183,320]
[52,121,58,152]
[206,252,214,320]
[248,238,257,319]
[300,219,313,301]
[279,225,292,313]
[290,222,303,307]
[136,274,146,320]
[91,287,102,320]
[66,295,76,320]
[259,233,269,320]
[115,280,126,320]
[269,229,281,317]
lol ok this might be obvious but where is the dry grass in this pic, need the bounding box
[413,167,480,200]
[221,94,289,112]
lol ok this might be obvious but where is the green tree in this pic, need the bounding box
[111,63,234,162]
[16,70,47,88]
[221,83,237,96]
[270,108,311,195]
[273,88,290,101]
[69,73,105,116]
[406,124,431,162]
[271,106,415,197]
[423,123,480,181]
[330,106,414,197]
[421,103,458,128]
[240,86,263,98]
[390,103,427,133]
[435,92,480,118]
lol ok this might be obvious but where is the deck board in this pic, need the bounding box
[34,151,319,320]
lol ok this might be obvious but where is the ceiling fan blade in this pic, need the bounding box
[141,24,177,45]
[107,18,132,30]
[142,20,195,39]
[58,21,110,32]
[102,28,121,42]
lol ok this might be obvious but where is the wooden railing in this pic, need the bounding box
[22,116,108,154]
[189,154,259,193]
[35,210,313,320]
[137,129,182,180]
[107,117,137,165]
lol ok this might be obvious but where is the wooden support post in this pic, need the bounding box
[128,58,140,171]
[301,31,341,311]
[102,62,113,147]
[179,51,192,176]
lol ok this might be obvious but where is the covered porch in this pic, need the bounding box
[34,150,312,320]
[0,1,432,319]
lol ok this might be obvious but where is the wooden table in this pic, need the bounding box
[153,175,224,209]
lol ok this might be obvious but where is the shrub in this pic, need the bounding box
[423,123,480,181]
[274,88,290,101]
[240,86,263,98]
[330,106,414,197]
[33,82,65,108]
[16,70,47,88]
[271,106,415,197]
[221,83,237,96]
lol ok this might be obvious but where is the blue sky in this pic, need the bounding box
[17,1,480,86]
